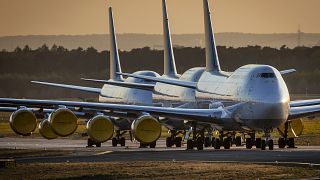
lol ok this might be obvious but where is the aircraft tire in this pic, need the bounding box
[288,138,295,148]
[120,137,125,146]
[261,140,266,150]
[196,137,203,150]
[166,137,173,147]
[112,137,117,147]
[235,136,241,146]
[223,138,231,149]
[268,139,274,150]
[245,138,252,149]
[214,139,221,149]
[204,137,211,147]
[187,139,193,150]
[278,138,285,148]
[175,137,182,147]
[150,141,156,148]
[255,138,261,148]
[96,142,101,147]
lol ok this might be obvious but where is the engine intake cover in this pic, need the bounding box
[39,119,58,140]
[86,115,114,143]
[48,108,78,137]
[131,115,161,144]
[10,109,37,136]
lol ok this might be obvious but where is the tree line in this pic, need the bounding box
[0,44,319,99]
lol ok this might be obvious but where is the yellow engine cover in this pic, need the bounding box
[278,119,304,138]
[86,115,114,143]
[9,109,37,136]
[131,115,161,144]
[48,108,78,137]
[39,119,58,140]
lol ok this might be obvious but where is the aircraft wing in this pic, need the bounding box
[31,81,101,94]
[118,72,197,89]
[289,104,320,119]
[0,98,224,123]
[280,69,296,75]
[81,78,155,91]
[290,99,320,107]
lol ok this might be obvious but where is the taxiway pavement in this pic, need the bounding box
[1,137,320,165]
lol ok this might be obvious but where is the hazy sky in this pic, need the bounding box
[0,0,319,36]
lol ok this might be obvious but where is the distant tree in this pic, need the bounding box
[22,45,31,52]
[14,46,22,53]
[51,44,58,52]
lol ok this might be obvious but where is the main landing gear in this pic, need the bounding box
[245,130,274,150]
[278,121,296,148]
[111,130,126,147]
[87,138,101,147]
[166,130,183,148]
[186,122,204,150]
[140,141,157,148]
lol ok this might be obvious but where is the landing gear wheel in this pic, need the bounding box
[223,138,231,149]
[204,137,211,147]
[196,137,203,150]
[175,137,182,147]
[112,137,117,147]
[87,138,94,147]
[261,140,266,150]
[278,138,285,148]
[235,136,241,146]
[288,138,295,148]
[187,139,193,150]
[245,138,253,149]
[140,143,147,148]
[211,137,215,147]
[213,138,221,149]
[255,138,261,148]
[166,137,173,147]
[268,139,274,150]
[150,141,156,148]
[96,142,101,147]
[120,137,126,146]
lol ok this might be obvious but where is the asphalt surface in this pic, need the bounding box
[1,137,320,165]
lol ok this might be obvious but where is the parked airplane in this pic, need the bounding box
[1,0,320,151]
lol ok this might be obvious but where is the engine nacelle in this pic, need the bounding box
[39,119,58,140]
[48,108,78,137]
[86,115,114,143]
[131,115,161,144]
[9,109,37,136]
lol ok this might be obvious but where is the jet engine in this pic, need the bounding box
[86,115,114,143]
[48,108,78,137]
[278,119,304,138]
[39,119,58,140]
[131,115,161,144]
[9,109,37,136]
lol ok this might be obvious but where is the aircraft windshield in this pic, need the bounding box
[257,73,276,78]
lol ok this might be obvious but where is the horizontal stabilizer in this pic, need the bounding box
[280,69,296,75]
[81,78,155,91]
[118,73,197,89]
[31,81,101,94]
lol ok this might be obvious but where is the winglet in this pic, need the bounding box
[203,0,221,72]
[109,7,123,81]
[162,0,179,78]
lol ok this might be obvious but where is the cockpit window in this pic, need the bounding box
[257,73,276,78]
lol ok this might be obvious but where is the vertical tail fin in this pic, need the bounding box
[203,0,221,72]
[109,7,123,81]
[162,0,179,78]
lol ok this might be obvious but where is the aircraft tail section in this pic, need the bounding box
[203,0,221,72]
[162,0,179,78]
[109,7,123,81]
